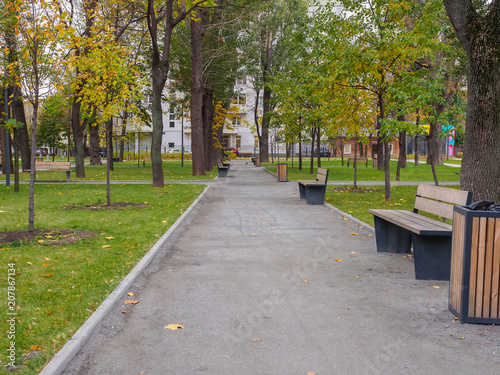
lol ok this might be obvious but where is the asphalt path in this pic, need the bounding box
[61,161,499,375]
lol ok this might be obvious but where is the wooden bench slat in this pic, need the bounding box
[417,184,472,206]
[370,209,452,235]
[414,196,455,220]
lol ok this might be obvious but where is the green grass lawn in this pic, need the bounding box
[0,160,217,182]
[0,183,206,373]
[264,159,461,182]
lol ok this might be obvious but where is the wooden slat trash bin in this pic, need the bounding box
[449,206,500,324]
[277,163,288,182]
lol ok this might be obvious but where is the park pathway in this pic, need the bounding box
[62,161,499,375]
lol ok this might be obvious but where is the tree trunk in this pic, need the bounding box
[426,121,444,166]
[396,130,407,181]
[384,141,391,201]
[298,132,302,171]
[119,112,128,162]
[191,9,205,176]
[353,141,358,189]
[444,0,500,201]
[13,128,19,193]
[203,88,215,171]
[260,29,273,163]
[71,99,86,178]
[5,29,31,171]
[106,119,112,206]
[11,86,31,171]
[316,127,321,168]
[106,119,114,171]
[28,100,39,239]
[310,128,316,174]
[376,91,384,171]
[89,123,102,165]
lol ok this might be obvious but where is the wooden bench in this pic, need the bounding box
[369,185,473,280]
[142,156,151,166]
[28,161,72,182]
[347,157,370,167]
[297,168,329,205]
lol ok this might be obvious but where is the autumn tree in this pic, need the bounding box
[242,0,309,163]
[443,0,500,201]
[147,0,213,187]
[315,0,443,201]
[16,0,62,237]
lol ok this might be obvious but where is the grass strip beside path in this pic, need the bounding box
[0,183,205,374]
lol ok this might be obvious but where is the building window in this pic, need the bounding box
[238,95,246,105]
[231,115,241,127]
[344,143,352,154]
[169,113,175,128]
[236,77,247,85]
[168,142,175,148]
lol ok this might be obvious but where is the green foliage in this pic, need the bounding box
[37,94,69,150]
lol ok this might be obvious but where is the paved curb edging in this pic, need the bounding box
[324,202,375,233]
[39,186,211,375]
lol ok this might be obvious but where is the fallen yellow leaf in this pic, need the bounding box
[102,245,112,248]
[106,237,114,240]
[250,233,257,236]
[164,324,183,330]
[27,262,33,265]
[307,372,316,375]
[44,273,54,277]
[350,233,358,236]
[251,338,261,342]
[127,292,135,296]
[38,240,45,244]
[433,286,440,289]
[335,258,342,262]
[123,300,139,305]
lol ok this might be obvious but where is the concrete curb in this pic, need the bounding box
[324,202,375,233]
[39,186,211,375]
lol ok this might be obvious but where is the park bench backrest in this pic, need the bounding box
[316,168,329,184]
[413,185,473,221]
[35,161,71,170]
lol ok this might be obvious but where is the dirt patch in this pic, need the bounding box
[62,202,150,211]
[0,229,97,246]
[330,187,381,193]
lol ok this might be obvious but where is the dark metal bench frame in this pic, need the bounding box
[369,185,473,280]
[297,168,329,205]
